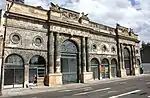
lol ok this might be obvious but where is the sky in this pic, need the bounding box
[0,0,150,43]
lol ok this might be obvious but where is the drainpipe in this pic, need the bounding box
[0,0,14,95]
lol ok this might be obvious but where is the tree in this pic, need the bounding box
[142,41,146,48]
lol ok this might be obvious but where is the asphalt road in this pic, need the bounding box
[6,75,150,98]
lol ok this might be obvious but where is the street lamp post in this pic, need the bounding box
[0,0,14,95]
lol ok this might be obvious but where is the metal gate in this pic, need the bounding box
[60,40,79,84]
[61,55,77,84]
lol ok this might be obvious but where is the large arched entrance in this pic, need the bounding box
[101,58,109,78]
[124,48,131,76]
[90,58,99,80]
[60,40,79,84]
[111,59,117,78]
[29,55,46,84]
[4,54,24,88]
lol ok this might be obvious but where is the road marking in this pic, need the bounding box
[120,82,126,84]
[59,90,72,92]
[108,91,117,94]
[59,87,92,92]
[109,90,141,98]
[146,82,150,84]
[74,88,111,96]
[83,87,92,91]
[148,96,150,97]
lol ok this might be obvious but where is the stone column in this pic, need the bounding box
[55,32,61,73]
[120,43,124,69]
[49,31,54,73]
[85,37,90,72]
[81,37,86,73]
[48,32,62,86]
[130,45,135,75]
[81,37,93,82]
[119,43,126,77]
[24,64,29,88]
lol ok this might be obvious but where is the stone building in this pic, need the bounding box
[0,1,141,89]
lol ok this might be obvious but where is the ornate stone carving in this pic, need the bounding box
[33,36,43,46]
[50,2,61,11]
[10,33,21,44]
[80,12,89,20]
[62,10,79,21]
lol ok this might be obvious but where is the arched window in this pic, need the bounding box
[60,40,78,53]
[29,55,46,79]
[4,54,24,86]
[111,47,116,53]
[102,45,107,52]
[101,58,109,78]
[30,55,46,65]
[111,59,117,77]
[123,48,131,75]
[5,54,23,68]
[91,58,99,80]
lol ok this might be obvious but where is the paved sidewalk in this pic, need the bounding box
[1,74,149,97]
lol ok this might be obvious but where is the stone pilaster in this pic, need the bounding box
[81,37,93,82]
[85,37,90,72]
[49,31,54,73]
[55,32,61,73]
[120,43,126,77]
[48,32,62,86]
[109,63,112,79]
[24,64,29,88]
[130,45,135,75]
[81,37,86,72]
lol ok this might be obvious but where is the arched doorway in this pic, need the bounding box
[91,58,99,80]
[4,54,24,88]
[123,48,131,76]
[29,55,46,84]
[111,59,117,78]
[101,58,109,78]
[60,40,79,84]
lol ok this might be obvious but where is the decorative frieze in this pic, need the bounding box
[7,19,47,32]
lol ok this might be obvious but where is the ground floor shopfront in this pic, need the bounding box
[3,40,141,88]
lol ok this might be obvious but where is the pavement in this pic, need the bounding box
[1,74,150,98]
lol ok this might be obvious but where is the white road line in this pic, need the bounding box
[74,88,111,96]
[148,96,150,97]
[59,90,72,92]
[109,90,141,98]
[59,87,92,92]
[119,82,126,84]
[146,82,150,84]
[108,91,117,94]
